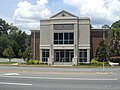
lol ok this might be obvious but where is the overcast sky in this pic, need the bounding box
[0,0,120,34]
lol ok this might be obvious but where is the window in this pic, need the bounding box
[79,49,87,62]
[54,33,74,44]
[42,49,49,62]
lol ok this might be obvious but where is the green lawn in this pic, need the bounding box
[0,62,18,64]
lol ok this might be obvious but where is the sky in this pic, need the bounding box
[0,0,120,34]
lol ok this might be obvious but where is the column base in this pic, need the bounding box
[72,57,78,66]
[48,57,54,65]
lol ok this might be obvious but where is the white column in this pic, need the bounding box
[48,24,54,65]
[73,23,79,66]
[48,44,54,65]
[87,49,90,63]
[39,49,42,63]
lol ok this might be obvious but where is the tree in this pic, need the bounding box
[9,30,29,57]
[111,20,120,29]
[109,28,120,56]
[109,20,120,56]
[23,46,31,63]
[102,24,110,29]
[95,40,109,62]
[0,34,12,57]
[18,49,22,58]
[0,18,10,35]
[3,46,15,62]
[0,18,30,58]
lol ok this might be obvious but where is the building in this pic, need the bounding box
[31,10,109,65]
[31,30,40,60]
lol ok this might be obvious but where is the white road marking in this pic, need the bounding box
[0,82,32,86]
[2,73,20,76]
[0,75,118,81]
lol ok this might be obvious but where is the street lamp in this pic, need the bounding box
[102,24,109,72]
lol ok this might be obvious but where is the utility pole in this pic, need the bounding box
[102,24,109,72]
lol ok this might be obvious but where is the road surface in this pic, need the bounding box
[0,66,120,90]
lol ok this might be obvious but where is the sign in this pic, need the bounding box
[54,24,74,30]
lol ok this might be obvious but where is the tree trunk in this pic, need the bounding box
[9,57,11,62]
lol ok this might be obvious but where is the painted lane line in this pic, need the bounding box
[0,76,118,81]
[0,82,32,86]
[2,73,20,76]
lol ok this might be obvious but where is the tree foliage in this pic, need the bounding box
[18,49,22,57]
[3,46,15,62]
[111,20,120,29]
[95,40,109,62]
[109,20,120,56]
[23,46,31,62]
[109,28,120,56]
[0,18,30,58]
[102,24,110,29]
[0,18,10,35]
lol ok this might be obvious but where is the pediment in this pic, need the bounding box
[50,10,77,18]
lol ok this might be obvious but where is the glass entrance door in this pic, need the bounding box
[55,50,74,62]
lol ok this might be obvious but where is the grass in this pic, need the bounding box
[0,62,18,64]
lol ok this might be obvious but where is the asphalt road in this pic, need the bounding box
[0,66,120,90]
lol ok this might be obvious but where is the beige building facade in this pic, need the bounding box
[39,10,91,65]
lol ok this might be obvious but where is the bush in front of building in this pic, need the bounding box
[91,59,108,66]
[28,60,39,65]
[39,62,48,65]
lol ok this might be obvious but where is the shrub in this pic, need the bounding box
[28,60,34,64]
[28,60,39,65]
[33,60,39,65]
[91,59,98,65]
[39,62,48,65]
[91,58,108,66]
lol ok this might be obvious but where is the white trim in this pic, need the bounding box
[78,47,90,49]
[79,44,90,47]
[40,45,50,49]
[53,45,74,49]
[40,45,51,47]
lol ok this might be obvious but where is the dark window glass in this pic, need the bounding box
[69,41,74,44]
[54,33,58,40]
[54,33,74,44]
[42,49,49,62]
[42,52,45,57]
[64,41,68,44]
[54,41,58,44]
[79,49,87,62]
[59,41,63,44]
[69,33,73,39]
[59,33,63,40]
[64,33,68,40]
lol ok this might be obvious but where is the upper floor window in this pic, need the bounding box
[54,33,74,44]
[54,24,74,30]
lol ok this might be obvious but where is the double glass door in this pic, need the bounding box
[55,49,74,62]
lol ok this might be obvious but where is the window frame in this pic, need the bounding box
[79,49,87,62]
[42,49,49,62]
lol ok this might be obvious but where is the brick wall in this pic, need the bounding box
[90,29,109,59]
[31,30,40,60]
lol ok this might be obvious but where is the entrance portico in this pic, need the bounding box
[54,49,74,62]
